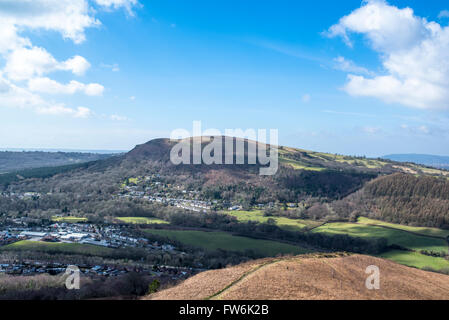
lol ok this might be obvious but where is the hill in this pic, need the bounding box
[0,151,118,173]
[349,173,449,228]
[383,154,449,170]
[146,253,449,300]
[2,136,448,224]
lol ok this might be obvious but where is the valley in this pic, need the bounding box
[0,137,449,299]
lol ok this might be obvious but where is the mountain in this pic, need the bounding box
[3,136,449,226]
[382,154,449,170]
[145,253,449,300]
[124,137,448,176]
[3,136,448,204]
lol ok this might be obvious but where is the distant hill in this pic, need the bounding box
[382,154,449,170]
[4,137,448,202]
[146,253,449,300]
[0,151,118,173]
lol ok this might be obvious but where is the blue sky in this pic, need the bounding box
[0,0,449,157]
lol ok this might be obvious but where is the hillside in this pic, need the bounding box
[125,137,449,176]
[3,137,448,224]
[349,173,449,228]
[0,151,117,174]
[146,253,449,300]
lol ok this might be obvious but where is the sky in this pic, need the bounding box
[0,0,449,157]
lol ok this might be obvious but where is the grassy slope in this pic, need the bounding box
[357,217,449,238]
[115,217,169,224]
[51,216,88,223]
[144,229,309,256]
[312,222,447,252]
[279,145,449,176]
[379,250,449,270]
[222,210,321,232]
[313,218,449,271]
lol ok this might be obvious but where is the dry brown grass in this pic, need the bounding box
[146,258,275,300]
[146,254,449,300]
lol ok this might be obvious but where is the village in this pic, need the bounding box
[0,260,195,279]
[0,221,201,278]
[114,176,214,212]
[0,222,175,252]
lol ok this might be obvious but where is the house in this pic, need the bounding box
[60,233,88,241]
[19,231,47,238]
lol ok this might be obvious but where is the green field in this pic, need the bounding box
[116,217,169,225]
[312,219,449,271]
[357,217,449,238]
[312,222,448,253]
[379,250,449,271]
[0,240,114,256]
[279,157,325,171]
[222,210,321,232]
[51,216,88,223]
[144,229,309,256]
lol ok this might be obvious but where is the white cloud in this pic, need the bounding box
[62,56,91,75]
[0,0,100,45]
[333,56,374,76]
[37,105,91,118]
[94,0,140,16]
[327,0,449,110]
[0,73,92,118]
[28,78,104,96]
[130,95,136,101]
[4,47,91,81]
[439,10,449,19]
[0,0,139,118]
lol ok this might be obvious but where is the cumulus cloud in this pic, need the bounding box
[4,47,91,81]
[94,0,140,16]
[0,0,99,44]
[37,105,92,118]
[28,78,104,96]
[327,0,449,110]
[0,73,92,118]
[0,0,137,118]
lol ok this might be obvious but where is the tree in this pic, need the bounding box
[148,279,160,294]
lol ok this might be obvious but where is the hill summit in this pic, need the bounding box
[146,254,449,300]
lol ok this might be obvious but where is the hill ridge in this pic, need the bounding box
[146,253,449,300]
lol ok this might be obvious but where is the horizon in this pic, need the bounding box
[2,136,449,159]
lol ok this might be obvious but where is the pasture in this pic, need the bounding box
[222,210,321,232]
[312,222,448,253]
[51,216,88,223]
[357,217,449,238]
[379,250,449,271]
[115,217,169,225]
[144,229,310,256]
